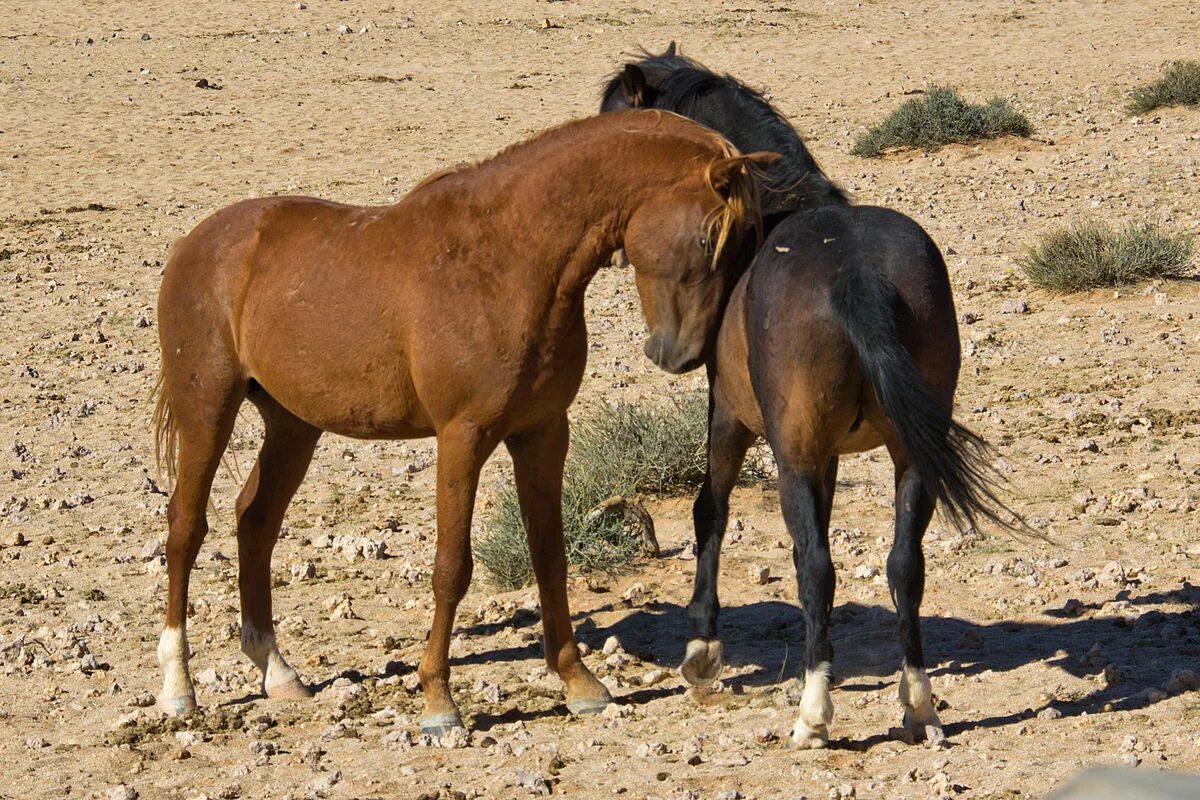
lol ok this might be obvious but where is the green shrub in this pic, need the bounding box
[1019,220,1194,292]
[476,392,769,588]
[1129,60,1200,114]
[851,86,1033,157]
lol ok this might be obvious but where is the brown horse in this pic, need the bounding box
[152,109,774,733]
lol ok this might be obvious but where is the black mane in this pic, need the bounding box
[601,52,848,215]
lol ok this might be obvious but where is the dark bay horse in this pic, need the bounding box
[603,48,1026,747]
[153,109,774,733]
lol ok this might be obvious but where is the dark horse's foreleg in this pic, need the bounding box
[780,460,837,748]
[507,415,612,714]
[417,422,495,735]
[681,390,754,686]
[235,393,321,701]
[887,456,942,740]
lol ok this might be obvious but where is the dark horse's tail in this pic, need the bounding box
[830,251,1033,536]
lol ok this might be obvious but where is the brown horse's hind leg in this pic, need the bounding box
[885,450,943,743]
[235,393,321,701]
[417,422,495,735]
[157,385,244,716]
[507,415,612,715]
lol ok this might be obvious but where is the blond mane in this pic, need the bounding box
[701,136,764,271]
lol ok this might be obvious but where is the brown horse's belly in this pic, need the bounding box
[250,357,436,440]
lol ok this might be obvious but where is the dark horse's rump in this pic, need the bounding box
[602,45,1027,748]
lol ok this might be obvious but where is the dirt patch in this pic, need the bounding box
[2,1,1199,799]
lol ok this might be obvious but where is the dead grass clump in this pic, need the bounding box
[476,393,769,588]
[1019,221,1194,292]
[851,86,1032,157]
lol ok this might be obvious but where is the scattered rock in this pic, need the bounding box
[515,767,551,795]
[138,539,163,561]
[1165,669,1198,693]
[290,561,317,582]
[853,564,879,580]
[1097,561,1126,586]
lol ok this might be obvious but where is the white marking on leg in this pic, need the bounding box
[157,626,195,713]
[899,663,942,740]
[792,663,833,748]
[241,621,302,694]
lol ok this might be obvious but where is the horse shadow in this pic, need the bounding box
[453,580,1200,740]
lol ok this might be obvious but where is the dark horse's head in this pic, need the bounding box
[601,43,847,216]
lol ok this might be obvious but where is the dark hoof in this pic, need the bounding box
[265,676,313,701]
[680,638,723,686]
[419,712,464,737]
[566,692,613,715]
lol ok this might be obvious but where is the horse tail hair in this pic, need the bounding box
[152,372,178,488]
[830,251,1038,538]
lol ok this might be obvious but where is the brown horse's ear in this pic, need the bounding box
[621,64,651,107]
[708,151,781,193]
[663,41,677,57]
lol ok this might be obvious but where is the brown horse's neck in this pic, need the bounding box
[412,113,709,308]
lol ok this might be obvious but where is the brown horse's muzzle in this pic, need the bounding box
[643,332,705,374]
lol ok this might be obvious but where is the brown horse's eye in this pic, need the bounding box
[698,235,709,251]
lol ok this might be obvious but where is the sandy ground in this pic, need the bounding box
[2,1,1199,798]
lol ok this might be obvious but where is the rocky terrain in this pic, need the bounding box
[1,1,1198,798]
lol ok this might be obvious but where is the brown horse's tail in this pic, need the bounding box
[152,372,178,487]
[830,251,1041,539]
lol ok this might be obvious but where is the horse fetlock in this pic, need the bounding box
[680,638,724,685]
[791,665,834,747]
[241,622,306,696]
[157,627,197,715]
[899,664,942,742]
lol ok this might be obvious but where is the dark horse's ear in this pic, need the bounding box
[663,41,677,57]
[621,64,652,108]
[709,151,781,193]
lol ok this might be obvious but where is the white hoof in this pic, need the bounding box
[157,692,197,717]
[791,718,829,749]
[899,664,943,744]
[680,639,724,686]
[792,664,834,748]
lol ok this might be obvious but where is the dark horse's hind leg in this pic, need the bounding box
[887,455,943,741]
[235,392,321,701]
[681,390,755,686]
[780,460,836,748]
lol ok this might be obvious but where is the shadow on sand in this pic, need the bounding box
[451,580,1199,743]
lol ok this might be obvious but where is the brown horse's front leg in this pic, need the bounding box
[417,422,493,735]
[507,415,612,715]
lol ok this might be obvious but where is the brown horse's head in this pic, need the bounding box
[624,147,777,374]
